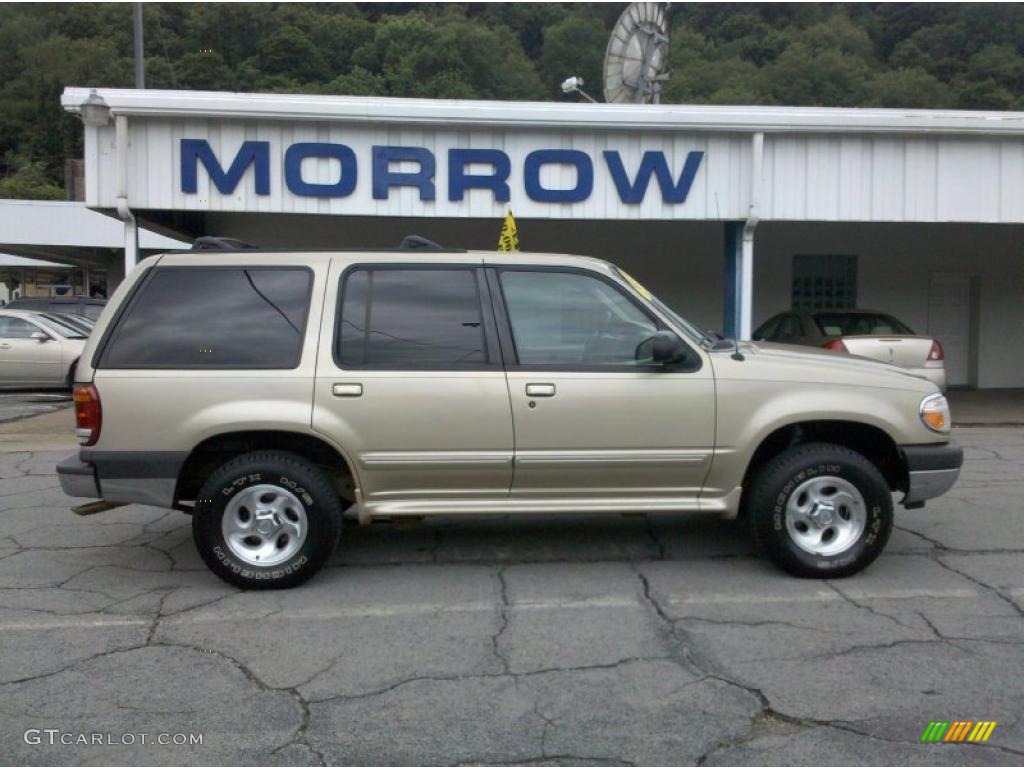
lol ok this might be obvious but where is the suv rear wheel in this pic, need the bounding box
[747,442,893,578]
[192,451,342,589]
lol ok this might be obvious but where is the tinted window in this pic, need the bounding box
[0,317,38,339]
[812,312,913,336]
[337,268,486,369]
[500,271,658,366]
[103,268,312,368]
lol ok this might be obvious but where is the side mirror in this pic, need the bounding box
[637,330,686,366]
[30,331,50,343]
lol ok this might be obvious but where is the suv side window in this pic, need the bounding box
[498,270,660,367]
[100,267,312,369]
[0,317,37,339]
[336,267,487,369]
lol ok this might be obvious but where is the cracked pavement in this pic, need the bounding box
[0,422,1021,765]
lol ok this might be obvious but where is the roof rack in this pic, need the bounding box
[191,236,259,251]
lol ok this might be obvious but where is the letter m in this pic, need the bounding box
[181,139,270,195]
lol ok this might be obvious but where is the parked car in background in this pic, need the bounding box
[753,310,946,391]
[0,309,86,389]
[7,295,106,321]
[40,312,95,336]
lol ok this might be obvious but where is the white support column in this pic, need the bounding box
[114,114,138,276]
[739,132,764,340]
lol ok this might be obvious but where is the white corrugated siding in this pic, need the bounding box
[82,106,1024,224]
[89,118,751,221]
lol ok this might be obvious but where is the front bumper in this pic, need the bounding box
[901,442,963,506]
[56,454,100,499]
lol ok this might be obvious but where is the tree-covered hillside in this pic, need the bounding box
[3,2,1024,197]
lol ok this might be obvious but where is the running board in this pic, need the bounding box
[72,500,127,516]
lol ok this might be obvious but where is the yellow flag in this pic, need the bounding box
[498,209,519,252]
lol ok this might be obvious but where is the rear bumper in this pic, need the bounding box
[56,451,184,508]
[56,455,100,499]
[901,442,963,506]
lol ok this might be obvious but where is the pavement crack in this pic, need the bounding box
[491,565,512,674]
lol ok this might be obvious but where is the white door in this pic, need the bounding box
[927,273,974,387]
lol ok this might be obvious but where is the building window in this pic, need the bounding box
[791,255,858,310]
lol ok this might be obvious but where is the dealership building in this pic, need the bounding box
[59,86,1024,389]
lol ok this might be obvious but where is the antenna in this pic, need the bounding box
[603,2,671,104]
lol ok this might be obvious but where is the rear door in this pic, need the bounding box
[488,263,715,506]
[312,260,514,515]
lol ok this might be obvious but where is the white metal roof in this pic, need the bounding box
[63,87,1024,137]
[0,200,187,249]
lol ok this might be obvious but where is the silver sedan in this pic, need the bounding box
[0,309,87,389]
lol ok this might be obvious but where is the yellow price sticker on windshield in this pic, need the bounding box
[619,270,653,301]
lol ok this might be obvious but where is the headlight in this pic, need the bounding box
[920,393,951,433]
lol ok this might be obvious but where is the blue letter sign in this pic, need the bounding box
[284,142,357,198]
[448,149,511,202]
[372,146,436,201]
[181,139,270,195]
[524,149,594,203]
[603,150,704,204]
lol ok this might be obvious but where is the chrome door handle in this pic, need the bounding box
[332,383,363,397]
[0,343,10,350]
[525,383,556,397]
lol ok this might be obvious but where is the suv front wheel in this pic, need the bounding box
[747,442,893,578]
[193,451,342,589]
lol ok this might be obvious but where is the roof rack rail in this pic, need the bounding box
[191,236,259,251]
[399,235,443,250]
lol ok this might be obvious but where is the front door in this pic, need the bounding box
[489,265,716,506]
[312,261,514,516]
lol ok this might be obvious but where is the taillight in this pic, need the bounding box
[73,384,101,446]
[928,339,944,361]
[822,339,848,352]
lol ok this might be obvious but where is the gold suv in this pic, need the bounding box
[57,249,962,588]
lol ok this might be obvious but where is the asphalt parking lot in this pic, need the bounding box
[0,407,1021,766]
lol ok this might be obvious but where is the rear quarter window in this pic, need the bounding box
[99,267,313,369]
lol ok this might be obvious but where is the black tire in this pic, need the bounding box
[192,450,342,589]
[747,442,893,578]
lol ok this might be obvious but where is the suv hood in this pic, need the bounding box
[712,341,935,391]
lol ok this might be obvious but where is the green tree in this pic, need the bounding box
[538,15,607,100]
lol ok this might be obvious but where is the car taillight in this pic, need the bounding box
[928,339,944,361]
[822,339,848,352]
[73,384,101,446]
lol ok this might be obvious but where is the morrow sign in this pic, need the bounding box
[181,139,705,205]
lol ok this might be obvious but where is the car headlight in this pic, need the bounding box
[920,393,951,433]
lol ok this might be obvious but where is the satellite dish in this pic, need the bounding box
[603,2,671,104]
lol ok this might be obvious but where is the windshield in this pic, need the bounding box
[614,268,706,342]
[812,312,914,337]
[35,313,87,339]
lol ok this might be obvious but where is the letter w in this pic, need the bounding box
[181,139,270,195]
[604,150,704,204]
